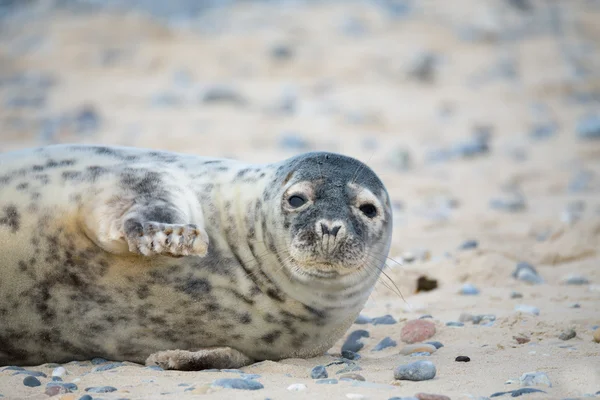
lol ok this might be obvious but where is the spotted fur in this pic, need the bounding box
[0,145,392,368]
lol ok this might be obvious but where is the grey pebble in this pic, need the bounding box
[92,362,124,372]
[90,358,108,365]
[393,360,436,381]
[336,364,362,374]
[51,377,62,381]
[86,386,117,393]
[270,43,293,60]
[74,105,101,134]
[459,240,478,250]
[460,283,480,295]
[520,371,552,387]
[240,373,261,380]
[221,369,244,373]
[78,396,93,400]
[200,85,245,105]
[425,341,444,349]
[315,379,338,385]
[559,329,576,341]
[355,315,372,324]
[339,374,365,381]
[145,365,164,371]
[564,274,590,285]
[406,50,438,82]
[212,378,264,390]
[14,370,47,377]
[310,365,328,379]
[568,171,594,193]
[372,336,397,351]
[371,314,397,325]
[341,329,369,353]
[512,262,543,284]
[419,314,433,319]
[2,366,24,371]
[47,382,78,391]
[23,376,41,387]
[510,291,523,299]
[446,321,464,327]
[490,192,526,212]
[410,352,432,357]
[341,350,361,360]
[576,113,600,140]
[279,132,310,150]
[490,388,546,397]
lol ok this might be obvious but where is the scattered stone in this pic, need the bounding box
[593,328,600,343]
[471,314,496,325]
[559,329,576,341]
[419,315,433,319]
[459,240,478,250]
[406,51,438,83]
[570,303,581,309]
[336,364,363,374]
[270,43,293,60]
[200,85,245,105]
[23,376,41,387]
[341,330,370,353]
[287,383,307,391]
[90,358,108,365]
[212,378,263,390]
[74,105,101,134]
[416,276,438,292]
[372,315,397,325]
[78,396,93,400]
[519,371,552,387]
[514,304,540,316]
[92,362,124,372]
[510,291,523,299]
[355,315,372,324]
[240,373,261,380]
[14,370,47,377]
[415,394,451,400]
[394,360,436,381]
[3,366,24,371]
[221,369,244,373]
[513,335,530,344]
[52,366,66,377]
[401,320,436,343]
[460,283,480,295]
[490,192,526,212]
[425,341,444,349]
[51,377,62,381]
[310,365,328,379]
[455,356,470,362]
[387,147,412,171]
[490,388,546,397]
[576,113,600,140]
[400,344,437,355]
[45,382,78,396]
[85,386,117,393]
[410,352,432,357]
[316,379,338,384]
[446,321,464,327]
[563,274,590,285]
[342,350,361,361]
[372,337,397,351]
[512,262,543,284]
[339,374,366,382]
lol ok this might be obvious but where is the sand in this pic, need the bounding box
[0,0,599,399]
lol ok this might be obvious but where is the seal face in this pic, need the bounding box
[0,145,392,369]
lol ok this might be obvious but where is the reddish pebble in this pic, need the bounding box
[401,320,436,344]
[45,386,69,396]
[415,393,451,400]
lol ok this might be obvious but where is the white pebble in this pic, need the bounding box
[52,367,67,377]
[514,304,540,316]
[346,394,366,400]
[287,383,307,391]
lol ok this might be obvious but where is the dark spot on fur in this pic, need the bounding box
[177,278,212,300]
[261,330,282,344]
[0,205,20,233]
[16,182,28,191]
[266,288,285,302]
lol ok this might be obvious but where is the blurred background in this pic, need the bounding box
[1,0,599,264]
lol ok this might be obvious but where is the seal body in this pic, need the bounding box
[0,145,392,367]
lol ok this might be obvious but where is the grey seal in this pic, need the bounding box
[0,144,392,370]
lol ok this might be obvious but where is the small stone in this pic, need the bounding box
[490,192,526,212]
[371,314,397,325]
[45,382,78,396]
[23,376,41,387]
[512,262,543,284]
[85,386,117,393]
[145,365,164,371]
[425,341,444,349]
[513,335,530,344]
[410,352,432,357]
[270,43,293,60]
[14,370,47,377]
[287,383,307,391]
[399,344,437,355]
[90,358,108,365]
[336,364,363,374]
[200,85,245,105]
[78,396,93,400]
[74,105,101,134]
[510,291,523,299]
[52,366,66,377]
[341,330,370,353]
[446,321,464,327]
[3,366,25,371]
[316,379,338,384]
[394,361,436,381]
[372,337,397,351]
[355,315,372,324]
[519,371,552,387]
[472,314,496,325]
[212,378,263,390]
[419,315,433,319]
[240,373,261,380]
[460,283,480,295]
[341,350,361,360]
[459,240,478,250]
[221,369,243,373]
[593,328,600,343]
[559,329,576,341]
[514,304,540,316]
[563,274,590,285]
[406,51,438,82]
[92,362,124,372]
[490,388,546,397]
[310,365,328,379]
[346,394,366,400]
[455,356,470,362]
[416,276,438,292]
[576,113,600,140]
[415,394,451,400]
[339,374,365,382]
[400,320,436,344]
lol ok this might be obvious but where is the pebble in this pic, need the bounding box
[563,274,590,285]
[212,378,264,390]
[287,383,307,391]
[310,365,328,379]
[513,335,530,344]
[576,113,600,140]
[400,320,436,343]
[200,85,245,105]
[52,366,67,377]
[74,105,101,134]
[78,396,93,400]
[355,315,372,324]
[23,376,41,387]
[514,304,540,316]
[342,350,361,360]
[341,330,370,353]
[45,382,78,396]
[51,376,62,381]
[269,43,293,60]
[510,291,523,299]
[339,374,365,382]
[145,365,164,371]
[490,388,546,397]
[455,356,470,362]
[593,328,600,343]
[371,314,397,325]
[316,379,338,384]
[3,366,24,371]
[14,370,47,377]
[410,352,432,357]
[336,364,363,374]
[372,337,397,351]
[92,362,124,372]
[559,329,576,341]
[519,371,552,387]
[415,394,451,400]
[394,360,436,381]
[446,321,464,327]
[90,357,108,365]
[400,344,437,355]
[406,50,438,82]
[459,240,478,250]
[460,283,480,295]
[425,341,444,349]
[346,394,366,400]
[489,192,526,212]
[85,386,117,393]
[512,262,543,284]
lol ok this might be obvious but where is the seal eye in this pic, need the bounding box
[359,203,377,218]
[288,195,307,208]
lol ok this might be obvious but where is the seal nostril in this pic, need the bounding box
[320,223,330,235]
[330,226,341,237]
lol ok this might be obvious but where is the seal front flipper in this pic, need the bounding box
[145,347,253,371]
[122,220,209,257]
